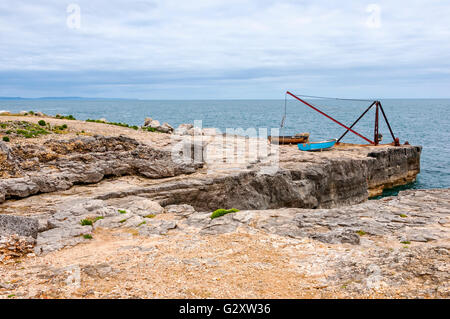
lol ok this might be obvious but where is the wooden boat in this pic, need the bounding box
[298,139,337,151]
[268,133,309,145]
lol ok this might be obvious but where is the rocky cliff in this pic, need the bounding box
[0,129,421,211]
[0,135,201,203]
[91,143,422,211]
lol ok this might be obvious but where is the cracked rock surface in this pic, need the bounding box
[0,187,448,298]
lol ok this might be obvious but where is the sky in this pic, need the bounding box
[0,0,449,99]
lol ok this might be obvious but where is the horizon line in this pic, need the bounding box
[1,96,450,101]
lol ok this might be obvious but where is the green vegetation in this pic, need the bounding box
[7,294,15,298]
[56,114,76,120]
[28,111,34,115]
[80,219,93,226]
[16,126,49,138]
[38,120,46,126]
[118,209,127,214]
[79,216,103,226]
[138,221,146,226]
[211,208,240,219]
[86,119,106,124]
[83,234,93,240]
[2,136,10,142]
[399,214,408,218]
[0,121,50,139]
[356,230,366,236]
[119,219,127,223]
[141,126,157,132]
[55,124,68,130]
[400,241,411,245]
[51,123,69,133]
[145,214,156,219]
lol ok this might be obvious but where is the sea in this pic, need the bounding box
[1,98,449,192]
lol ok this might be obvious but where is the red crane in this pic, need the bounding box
[285,91,399,146]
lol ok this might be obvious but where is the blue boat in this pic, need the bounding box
[298,139,337,151]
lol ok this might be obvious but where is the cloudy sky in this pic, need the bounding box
[0,0,449,99]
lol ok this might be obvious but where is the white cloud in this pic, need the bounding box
[0,0,449,97]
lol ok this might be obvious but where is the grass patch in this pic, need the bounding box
[356,230,366,236]
[56,114,76,120]
[2,136,10,142]
[38,120,46,126]
[16,128,49,138]
[80,219,93,226]
[83,234,93,240]
[141,126,157,132]
[86,119,139,130]
[52,123,68,133]
[118,209,127,214]
[16,129,32,138]
[7,294,15,298]
[138,221,146,226]
[399,214,408,218]
[108,122,138,130]
[15,122,50,138]
[86,119,106,124]
[1,121,50,139]
[400,241,411,245]
[144,214,156,218]
[211,208,240,219]
[119,219,127,223]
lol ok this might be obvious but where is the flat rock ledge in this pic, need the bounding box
[0,188,447,256]
[0,188,448,298]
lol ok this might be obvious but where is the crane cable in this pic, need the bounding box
[288,93,374,102]
[280,92,287,131]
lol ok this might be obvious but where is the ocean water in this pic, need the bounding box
[1,98,449,190]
